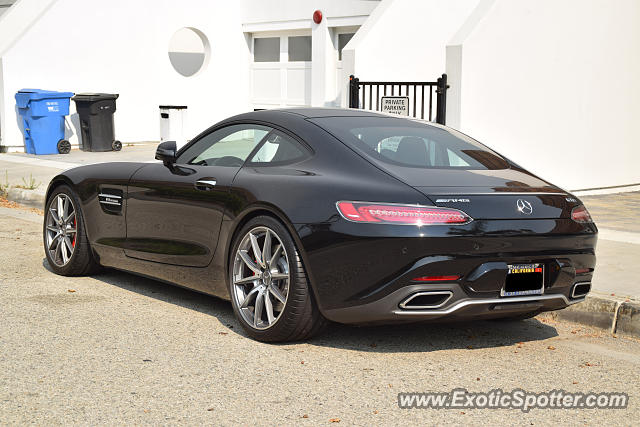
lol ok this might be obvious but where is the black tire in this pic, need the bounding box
[112,140,122,151]
[43,185,100,276]
[228,216,327,342]
[57,139,71,154]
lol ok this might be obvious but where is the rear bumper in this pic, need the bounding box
[323,282,586,324]
[297,218,597,323]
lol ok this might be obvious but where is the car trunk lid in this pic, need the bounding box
[403,169,575,220]
[422,189,575,220]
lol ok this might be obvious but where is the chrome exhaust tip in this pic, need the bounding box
[571,282,591,298]
[399,291,453,309]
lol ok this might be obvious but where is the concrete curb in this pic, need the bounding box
[543,295,640,338]
[616,301,640,337]
[7,187,45,209]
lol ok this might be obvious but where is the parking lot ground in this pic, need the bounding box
[580,191,640,234]
[1,204,639,425]
[578,191,640,300]
[0,145,158,209]
[1,143,158,166]
[591,239,640,299]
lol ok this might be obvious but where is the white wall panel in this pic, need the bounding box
[447,0,640,190]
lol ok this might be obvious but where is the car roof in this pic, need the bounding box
[221,107,388,123]
[274,107,388,118]
[213,108,446,140]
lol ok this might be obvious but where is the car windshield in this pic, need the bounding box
[310,116,509,170]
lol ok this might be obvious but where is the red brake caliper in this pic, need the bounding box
[72,217,77,247]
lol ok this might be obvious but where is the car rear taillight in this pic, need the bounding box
[412,275,461,282]
[336,201,472,225]
[571,205,593,223]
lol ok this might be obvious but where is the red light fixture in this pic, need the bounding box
[336,201,472,225]
[412,275,461,282]
[571,205,593,223]
[575,268,592,274]
[313,10,323,24]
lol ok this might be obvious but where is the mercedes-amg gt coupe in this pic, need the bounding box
[43,108,597,342]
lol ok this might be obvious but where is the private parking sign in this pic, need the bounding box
[380,96,409,116]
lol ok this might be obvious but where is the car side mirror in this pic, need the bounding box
[155,141,177,167]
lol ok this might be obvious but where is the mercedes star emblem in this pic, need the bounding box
[516,199,533,215]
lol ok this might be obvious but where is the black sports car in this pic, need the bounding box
[43,108,597,342]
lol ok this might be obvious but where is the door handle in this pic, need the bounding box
[195,179,217,191]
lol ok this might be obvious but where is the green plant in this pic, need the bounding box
[16,173,40,191]
[0,170,9,197]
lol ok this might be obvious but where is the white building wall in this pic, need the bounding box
[241,0,377,27]
[447,0,640,191]
[249,30,313,109]
[1,0,637,192]
[0,1,16,20]
[0,0,250,151]
[1,0,379,151]
[242,0,379,109]
[343,0,480,82]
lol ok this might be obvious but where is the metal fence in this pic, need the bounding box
[348,74,449,125]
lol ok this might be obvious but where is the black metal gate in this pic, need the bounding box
[348,74,449,125]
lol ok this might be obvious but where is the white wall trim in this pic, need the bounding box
[311,15,336,106]
[448,0,496,47]
[326,15,369,28]
[0,0,59,56]
[243,16,369,34]
[242,20,311,33]
[572,184,640,197]
[341,0,394,57]
[444,45,462,129]
[339,0,396,107]
[250,28,311,38]
[445,0,496,129]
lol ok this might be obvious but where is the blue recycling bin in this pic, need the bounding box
[15,89,74,154]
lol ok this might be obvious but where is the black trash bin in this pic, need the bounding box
[72,93,121,151]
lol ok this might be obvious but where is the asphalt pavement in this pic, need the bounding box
[0,205,639,425]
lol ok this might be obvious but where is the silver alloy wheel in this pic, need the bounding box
[45,193,77,267]
[232,226,290,330]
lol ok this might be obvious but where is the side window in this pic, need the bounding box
[248,131,309,165]
[447,149,470,167]
[177,124,271,167]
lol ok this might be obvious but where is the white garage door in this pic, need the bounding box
[251,32,311,109]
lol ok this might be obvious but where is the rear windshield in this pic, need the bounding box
[310,117,509,170]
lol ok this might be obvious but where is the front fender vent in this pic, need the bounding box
[99,189,123,214]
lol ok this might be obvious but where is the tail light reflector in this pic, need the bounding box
[571,205,593,223]
[336,201,472,225]
[412,275,461,282]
